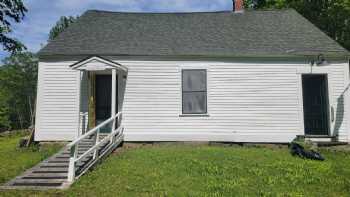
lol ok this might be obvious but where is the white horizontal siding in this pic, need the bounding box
[121,61,349,143]
[35,59,349,143]
[122,63,298,142]
[328,64,348,141]
[35,61,79,141]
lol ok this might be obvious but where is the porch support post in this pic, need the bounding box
[111,69,117,131]
[77,70,82,137]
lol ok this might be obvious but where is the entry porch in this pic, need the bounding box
[74,56,128,136]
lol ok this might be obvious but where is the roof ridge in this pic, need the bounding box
[85,8,295,15]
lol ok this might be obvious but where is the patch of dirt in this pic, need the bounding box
[321,145,350,152]
[242,143,289,149]
[116,141,291,151]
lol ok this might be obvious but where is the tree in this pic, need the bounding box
[0,52,38,130]
[0,0,27,53]
[0,15,78,131]
[245,0,350,50]
[48,16,78,42]
[0,91,10,131]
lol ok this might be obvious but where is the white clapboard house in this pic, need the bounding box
[36,5,350,144]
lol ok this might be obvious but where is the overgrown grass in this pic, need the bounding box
[0,131,62,184]
[1,136,350,196]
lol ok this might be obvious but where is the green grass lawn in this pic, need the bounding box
[1,134,350,196]
[0,131,62,185]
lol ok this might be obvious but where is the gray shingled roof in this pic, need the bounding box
[39,9,348,58]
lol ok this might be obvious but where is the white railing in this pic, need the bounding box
[67,112,124,183]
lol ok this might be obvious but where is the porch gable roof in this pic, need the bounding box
[69,56,128,71]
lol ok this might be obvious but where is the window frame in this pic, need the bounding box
[181,69,208,115]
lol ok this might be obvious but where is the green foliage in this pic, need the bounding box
[48,16,79,42]
[0,91,10,131]
[245,0,350,50]
[0,15,78,131]
[0,52,38,130]
[0,0,27,53]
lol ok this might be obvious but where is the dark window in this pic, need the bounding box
[182,69,207,114]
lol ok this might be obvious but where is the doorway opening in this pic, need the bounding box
[302,74,330,136]
[95,74,118,133]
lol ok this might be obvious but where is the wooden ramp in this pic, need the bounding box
[2,113,124,190]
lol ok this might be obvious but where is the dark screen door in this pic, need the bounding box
[95,75,117,132]
[302,75,329,135]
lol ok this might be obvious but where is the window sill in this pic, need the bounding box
[179,114,210,117]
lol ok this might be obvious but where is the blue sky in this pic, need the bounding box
[0,0,232,60]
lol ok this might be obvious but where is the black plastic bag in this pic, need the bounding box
[290,142,325,161]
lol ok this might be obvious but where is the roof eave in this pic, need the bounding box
[37,52,350,60]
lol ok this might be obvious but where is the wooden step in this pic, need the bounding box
[22,173,68,179]
[32,168,68,173]
[12,179,64,187]
[78,148,93,151]
[47,157,69,161]
[55,156,70,159]
[41,157,91,167]
[2,131,124,190]
[22,176,67,180]
[34,166,68,170]
[80,142,94,145]
[61,150,93,154]
[78,148,93,152]
[47,160,69,164]
[43,154,91,162]
[78,144,94,147]
[40,164,69,168]
[78,143,94,146]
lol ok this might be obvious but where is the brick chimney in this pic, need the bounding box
[233,0,244,13]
